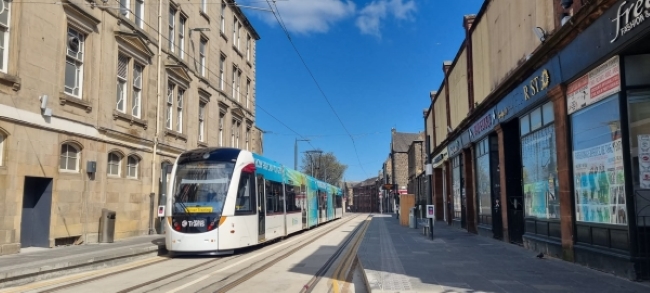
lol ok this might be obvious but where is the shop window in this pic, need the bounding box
[451,155,463,219]
[628,90,650,191]
[475,138,492,224]
[571,96,626,225]
[521,101,559,220]
[624,54,650,87]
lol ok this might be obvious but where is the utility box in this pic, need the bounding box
[99,208,116,243]
[409,207,416,229]
[399,194,415,227]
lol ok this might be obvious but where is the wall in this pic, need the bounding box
[448,48,470,129]
[471,14,492,105]
[434,89,447,148]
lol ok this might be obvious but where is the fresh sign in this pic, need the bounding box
[611,0,650,43]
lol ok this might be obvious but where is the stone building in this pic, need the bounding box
[407,132,427,217]
[386,128,420,211]
[424,0,650,280]
[0,0,261,255]
[352,177,379,213]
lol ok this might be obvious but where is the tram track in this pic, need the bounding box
[14,215,364,293]
[208,214,369,293]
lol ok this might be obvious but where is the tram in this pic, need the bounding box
[164,147,344,255]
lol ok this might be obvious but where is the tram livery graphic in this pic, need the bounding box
[164,147,343,254]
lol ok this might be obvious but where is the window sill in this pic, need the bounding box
[232,45,243,57]
[113,110,148,129]
[220,31,228,42]
[0,72,21,91]
[164,129,188,141]
[198,141,208,148]
[200,11,210,22]
[59,92,92,113]
[246,60,252,68]
[198,76,210,85]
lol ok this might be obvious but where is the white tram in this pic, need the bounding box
[164,147,344,255]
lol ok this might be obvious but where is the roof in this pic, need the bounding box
[391,131,421,153]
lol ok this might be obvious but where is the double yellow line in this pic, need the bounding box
[330,217,371,293]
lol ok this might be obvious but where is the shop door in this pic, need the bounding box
[504,121,524,244]
[489,135,503,240]
[20,177,53,248]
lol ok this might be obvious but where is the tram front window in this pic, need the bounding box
[171,161,234,233]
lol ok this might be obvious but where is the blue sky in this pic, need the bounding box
[243,0,484,182]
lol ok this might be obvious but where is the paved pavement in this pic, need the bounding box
[0,235,164,289]
[357,214,650,293]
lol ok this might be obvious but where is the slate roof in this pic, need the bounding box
[391,131,422,153]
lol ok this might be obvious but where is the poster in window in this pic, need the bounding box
[638,134,650,189]
[573,139,627,225]
[521,126,559,219]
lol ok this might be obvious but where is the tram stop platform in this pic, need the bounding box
[0,235,164,289]
[357,214,650,293]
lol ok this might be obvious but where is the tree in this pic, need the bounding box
[301,151,347,186]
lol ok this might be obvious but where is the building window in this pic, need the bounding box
[168,6,175,52]
[236,69,241,102]
[60,143,80,171]
[246,34,251,61]
[119,0,130,18]
[0,0,12,73]
[107,152,122,176]
[219,112,224,146]
[232,65,237,98]
[176,88,184,133]
[245,126,250,150]
[179,15,186,59]
[65,27,85,98]
[521,101,559,220]
[116,54,128,112]
[232,18,237,48]
[571,96,626,225]
[220,1,226,35]
[0,132,4,166]
[231,119,240,148]
[219,53,225,90]
[199,38,207,77]
[132,64,143,117]
[116,54,144,118]
[198,102,206,142]
[166,82,174,129]
[127,155,139,178]
[201,0,206,13]
[246,78,250,108]
[134,0,144,28]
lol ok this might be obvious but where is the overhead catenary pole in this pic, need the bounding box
[294,138,310,170]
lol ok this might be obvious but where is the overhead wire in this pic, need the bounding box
[264,0,369,179]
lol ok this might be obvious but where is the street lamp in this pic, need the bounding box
[294,138,310,170]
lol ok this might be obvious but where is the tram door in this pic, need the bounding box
[257,175,266,242]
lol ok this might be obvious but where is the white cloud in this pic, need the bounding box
[355,0,417,38]
[260,0,356,35]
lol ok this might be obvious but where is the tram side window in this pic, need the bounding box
[235,171,256,215]
[285,184,300,212]
[336,195,342,208]
[266,180,283,214]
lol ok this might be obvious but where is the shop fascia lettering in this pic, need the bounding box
[469,110,496,138]
[611,0,650,43]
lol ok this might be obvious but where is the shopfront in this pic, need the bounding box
[449,140,464,229]
[431,149,447,221]
[469,109,502,239]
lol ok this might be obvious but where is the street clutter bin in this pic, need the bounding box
[409,207,416,229]
[99,208,116,243]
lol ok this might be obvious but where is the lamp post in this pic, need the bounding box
[294,138,310,170]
